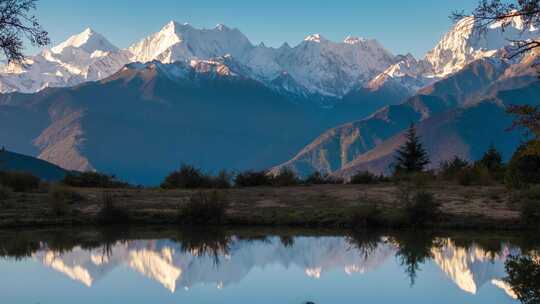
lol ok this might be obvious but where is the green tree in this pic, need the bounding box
[393,124,430,174]
[504,254,540,304]
[479,144,503,171]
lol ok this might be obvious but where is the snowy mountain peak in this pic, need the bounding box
[128,21,253,64]
[304,34,327,43]
[51,28,118,55]
[343,36,365,45]
[215,23,230,31]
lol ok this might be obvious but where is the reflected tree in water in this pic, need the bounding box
[392,232,442,286]
[173,228,232,267]
[346,230,381,260]
[505,254,540,304]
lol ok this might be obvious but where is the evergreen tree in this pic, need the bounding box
[394,123,430,174]
[479,144,503,171]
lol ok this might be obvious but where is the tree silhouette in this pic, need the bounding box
[504,254,540,304]
[393,123,430,174]
[479,144,503,170]
[453,0,540,58]
[0,0,49,63]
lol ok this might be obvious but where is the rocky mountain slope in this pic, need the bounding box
[0,59,400,185]
[272,52,540,178]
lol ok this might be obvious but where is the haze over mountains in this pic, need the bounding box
[0,16,539,183]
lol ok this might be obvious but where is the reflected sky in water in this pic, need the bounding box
[0,230,527,304]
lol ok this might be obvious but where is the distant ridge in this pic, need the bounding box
[0,149,69,181]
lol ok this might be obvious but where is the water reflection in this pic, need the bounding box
[0,228,538,303]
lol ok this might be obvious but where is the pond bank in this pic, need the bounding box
[0,183,525,229]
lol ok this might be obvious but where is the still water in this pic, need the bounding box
[0,228,537,303]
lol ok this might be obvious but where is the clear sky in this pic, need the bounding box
[32,0,479,58]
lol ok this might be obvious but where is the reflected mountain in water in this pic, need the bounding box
[35,237,394,292]
[30,235,518,299]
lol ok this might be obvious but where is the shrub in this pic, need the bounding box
[97,191,129,223]
[0,185,12,205]
[439,156,469,180]
[350,203,381,228]
[505,142,540,189]
[271,168,300,187]
[519,185,540,227]
[0,171,40,192]
[350,171,378,184]
[63,171,128,188]
[305,172,344,185]
[456,167,475,186]
[161,165,232,189]
[178,191,229,225]
[47,186,82,216]
[210,170,232,189]
[404,191,440,226]
[234,170,271,187]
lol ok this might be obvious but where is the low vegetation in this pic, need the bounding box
[234,170,271,187]
[0,171,40,192]
[0,185,12,206]
[62,171,129,188]
[178,191,229,225]
[97,191,129,223]
[350,171,380,184]
[304,172,343,185]
[161,165,231,189]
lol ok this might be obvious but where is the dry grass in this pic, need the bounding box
[0,182,521,228]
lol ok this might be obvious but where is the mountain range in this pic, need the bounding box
[0,16,539,183]
[33,236,516,299]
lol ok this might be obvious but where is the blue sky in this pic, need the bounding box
[33,0,478,57]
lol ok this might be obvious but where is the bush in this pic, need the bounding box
[234,170,271,187]
[210,170,232,189]
[404,191,440,226]
[271,168,300,187]
[305,172,344,185]
[518,185,540,227]
[439,156,469,180]
[350,171,378,184]
[350,203,381,228]
[161,165,231,189]
[0,185,12,203]
[505,143,540,189]
[63,171,128,188]
[47,186,82,216]
[0,171,40,192]
[97,191,129,223]
[178,191,229,225]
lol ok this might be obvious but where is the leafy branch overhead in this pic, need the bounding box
[0,0,48,63]
[453,0,540,58]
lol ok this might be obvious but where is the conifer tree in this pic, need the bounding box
[479,144,503,171]
[394,124,430,174]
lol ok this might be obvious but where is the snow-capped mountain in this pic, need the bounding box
[0,21,399,98]
[0,28,131,93]
[370,15,540,93]
[1,16,534,98]
[126,21,398,97]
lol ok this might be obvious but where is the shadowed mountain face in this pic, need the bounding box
[0,150,68,181]
[272,56,540,178]
[0,61,403,185]
[334,81,540,178]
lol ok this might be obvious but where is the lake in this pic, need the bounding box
[0,227,537,303]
